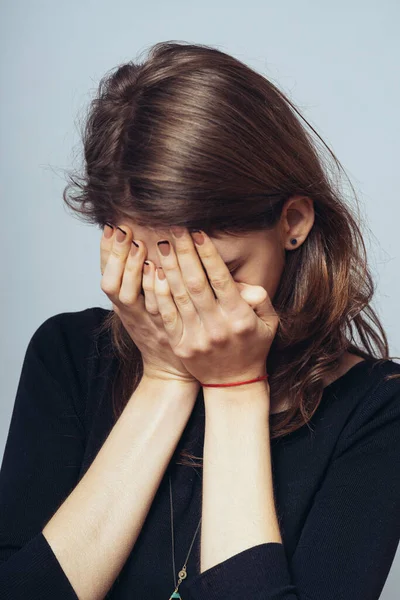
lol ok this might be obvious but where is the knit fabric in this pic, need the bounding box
[1,306,399,600]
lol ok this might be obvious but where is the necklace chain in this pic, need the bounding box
[169,472,202,597]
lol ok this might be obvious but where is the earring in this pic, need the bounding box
[290,238,297,245]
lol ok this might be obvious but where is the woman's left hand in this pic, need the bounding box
[151,227,280,386]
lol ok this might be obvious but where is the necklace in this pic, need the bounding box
[168,472,202,599]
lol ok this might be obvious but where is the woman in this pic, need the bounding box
[1,41,399,600]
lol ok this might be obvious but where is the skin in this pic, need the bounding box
[113,194,364,413]
[38,197,364,597]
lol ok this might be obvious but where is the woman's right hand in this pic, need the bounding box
[100,222,201,390]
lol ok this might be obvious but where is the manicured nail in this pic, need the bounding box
[143,261,151,274]
[157,240,170,256]
[157,267,166,280]
[116,227,127,243]
[191,230,204,245]
[170,226,185,238]
[103,223,114,239]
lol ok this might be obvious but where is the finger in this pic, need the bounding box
[153,266,183,338]
[156,237,206,324]
[100,224,133,307]
[100,222,116,275]
[158,231,216,318]
[170,227,243,313]
[142,260,161,316]
[118,237,146,307]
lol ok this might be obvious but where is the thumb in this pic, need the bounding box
[236,281,267,308]
[236,282,278,326]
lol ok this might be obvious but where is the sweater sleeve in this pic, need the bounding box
[185,381,400,600]
[0,315,86,599]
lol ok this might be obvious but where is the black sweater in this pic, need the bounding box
[1,306,400,600]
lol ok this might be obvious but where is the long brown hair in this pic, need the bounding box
[62,41,400,467]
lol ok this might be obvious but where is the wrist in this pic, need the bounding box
[200,371,268,390]
[141,371,200,388]
[203,378,270,410]
[203,377,269,393]
[140,373,200,396]
[137,375,200,411]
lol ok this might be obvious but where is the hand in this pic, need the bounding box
[152,227,280,386]
[100,223,200,389]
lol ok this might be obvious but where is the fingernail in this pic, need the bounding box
[171,226,185,238]
[116,227,127,243]
[157,267,166,280]
[143,261,151,274]
[103,223,114,239]
[191,230,204,245]
[157,240,170,256]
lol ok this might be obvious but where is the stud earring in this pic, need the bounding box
[290,238,297,245]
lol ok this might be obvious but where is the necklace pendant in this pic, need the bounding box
[169,591,182,599]
[178,567,187,580]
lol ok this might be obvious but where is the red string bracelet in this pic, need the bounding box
[200,374,269,387]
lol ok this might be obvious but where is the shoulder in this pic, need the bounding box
[31,306,110,344]
[353,358,400,415]
[26,306,113,414]
[29,306,111,361]
[334,358,400,457]
[29,304,113,375]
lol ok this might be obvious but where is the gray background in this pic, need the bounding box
[1,1,399,597]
